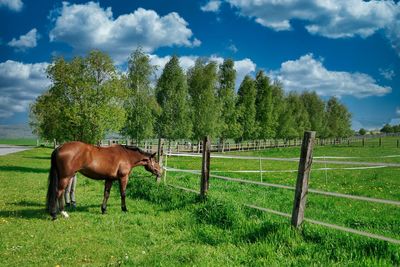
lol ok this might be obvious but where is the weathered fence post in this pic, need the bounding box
[156,138,163,183]
[291,131,316,228]
[200,136,211,198]
[379,137,382,147]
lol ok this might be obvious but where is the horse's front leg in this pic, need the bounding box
[119,176,128,212]
[101,179,113,214]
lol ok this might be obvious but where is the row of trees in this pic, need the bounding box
[30,49,353,144]
[381,124,400,133]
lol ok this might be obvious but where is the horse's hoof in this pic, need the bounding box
[51,212,57,220]
[60,211,69,218]
[101,207,106,214]
[121,207,128,212]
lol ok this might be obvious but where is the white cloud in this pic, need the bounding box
[385,9,400,57]
[149,54,255,89]
[379,68,395,80]
[0,60,50,118]
[0,0,23,12]
[226,0,400,55]
[396,107,400,116]
[270,54,391,98]
[8,28,39,51]
[228,43,238,53]
[201,0,222,12]
[49,2,200,64]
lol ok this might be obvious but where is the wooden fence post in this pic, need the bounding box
[379,137,382,147]
[397,140,399,148]
[156,138,164,183]
[200,136,211,198]
[291,131,316,228]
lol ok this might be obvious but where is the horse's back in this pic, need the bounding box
[56,142,128,180]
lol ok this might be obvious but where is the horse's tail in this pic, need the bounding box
[46,148,59,216]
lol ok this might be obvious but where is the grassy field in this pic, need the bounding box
[0,138,37,146]
[0,144,399,266]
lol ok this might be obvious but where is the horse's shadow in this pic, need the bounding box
[0,165,48,174]
[2,200,101,220]
[23,156,51,160]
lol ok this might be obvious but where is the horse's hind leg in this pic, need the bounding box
[119,176,128,212]
[101,179,113,214]
[58,177,71,218]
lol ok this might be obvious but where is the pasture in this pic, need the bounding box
[0,141,399,266]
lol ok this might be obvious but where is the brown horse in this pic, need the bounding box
[46,141,162,220]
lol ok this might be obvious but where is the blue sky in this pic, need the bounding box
[1,0,399,130]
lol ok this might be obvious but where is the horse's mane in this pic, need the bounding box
[122,145,153,157]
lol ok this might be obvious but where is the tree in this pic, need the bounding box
[325,97,352,138]
[277,92,310,139]
[30,50,126,144]
[217,59,241,144]
[236,75,257,141]
[188,59,220,141]
[301,91,326,137]
[255,71,275,139]
[359,128,367,135]
[122,48,159,142]
[156,55,192,140]
[380,123,394,133]
[270,81,286,138]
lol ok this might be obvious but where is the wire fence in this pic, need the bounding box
[161,137,400,245]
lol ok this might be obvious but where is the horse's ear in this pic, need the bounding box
[151,152,156,158]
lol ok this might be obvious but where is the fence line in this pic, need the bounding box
[246,204,400,245]
[166,152,400,168]
[181,165,387,173]
[97,133,400,153]
[164,167,400,206]
[164,183,400,245]
[162,133,400,245]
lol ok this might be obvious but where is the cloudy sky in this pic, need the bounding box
[1,0,399,129]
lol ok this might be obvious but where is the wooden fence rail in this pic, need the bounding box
[161,132,400,244]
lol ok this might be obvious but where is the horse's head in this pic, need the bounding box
[143,152,163,180]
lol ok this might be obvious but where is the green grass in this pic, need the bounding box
[0,145,399,266]
[0,138,37,146]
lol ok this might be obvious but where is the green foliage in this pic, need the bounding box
[301,91,327,137]
[30,49,355,143]
[255,71,276,139]
[30,50,126,144]
[359,128,367,135]
[156,56,192,140]
[380,123,400,133]
[122,48,159,141]
[237,75,257,141]
[326,97,353,138]
[188,59,220,140]
[217,59,241,142]
[270,82,286,138]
